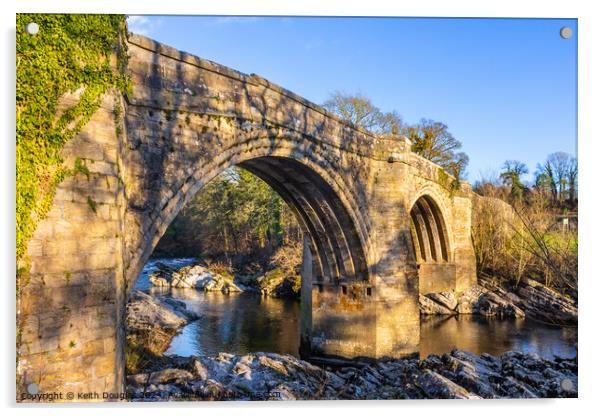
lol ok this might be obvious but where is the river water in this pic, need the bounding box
[135,258,577,360]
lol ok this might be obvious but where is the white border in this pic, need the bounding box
[6,0,591,17]
[3,1,601,415]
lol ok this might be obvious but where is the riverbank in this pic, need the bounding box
[125,286,577,400]
[419,276,578,325]
[147,259,300,298]
[145,258,578,326]
[126,348,577,400]
[125,291,200,372]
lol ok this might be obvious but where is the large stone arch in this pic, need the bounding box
[16,33,477,400]
[240,156,369,283]
[123,136,372,292]
[120,130,376,361]
[119,104,389,361]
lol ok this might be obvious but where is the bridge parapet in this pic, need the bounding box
[16,33,477,400]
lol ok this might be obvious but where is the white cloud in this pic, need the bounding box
[127,15,161,37]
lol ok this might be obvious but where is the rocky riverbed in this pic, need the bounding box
[125,286,577,400]
[419,277,578,325]
[148,261,300,297]
[126,349,577,400]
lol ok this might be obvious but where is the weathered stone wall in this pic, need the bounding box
[452,185,478,293]
[17,92,128,400]
[418,264,457,294]
[16,33,477,400]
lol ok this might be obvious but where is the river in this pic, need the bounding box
[135,258,577,360]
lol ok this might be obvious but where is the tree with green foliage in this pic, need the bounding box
[154,167,302,267]
[403,119,469,179]
[500,160,529,203]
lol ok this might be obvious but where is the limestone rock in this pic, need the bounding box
[455,283,525,318]
[258,354,289,376]
[127,373,150,386]
[127,291,189,331]
[150,263,244,294]
[456,285,483,314]
[515,278,577,325]
[476,292,525,318]
[149,273,170,287]
[148,261,301,298]
[190,357,209,381]
[456,301,474,314]
[149,368,194,384]
[126,348,578,401]
[419,295,456,315]
[257,268,300,298]
[426,291,458,311]
[415,369,480,399]
[126,291,198,354]
[171,265,215,289]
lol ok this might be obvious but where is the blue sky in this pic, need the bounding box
[127,16,577,183]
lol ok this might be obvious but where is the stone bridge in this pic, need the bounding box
[17,34,476,399]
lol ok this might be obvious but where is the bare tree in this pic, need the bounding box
[535,152,578,207]
[325,93,469,178]
[473,170,511,200]
[323,91,403,136]
[567,156,578,205]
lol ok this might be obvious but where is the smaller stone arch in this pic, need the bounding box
[409,191,457,294]
[410,194,450,263]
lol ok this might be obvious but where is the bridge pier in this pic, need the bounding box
[307,281,419,360]
[299,235,313,356]
[300,238,420,360]
[16,33,476,401]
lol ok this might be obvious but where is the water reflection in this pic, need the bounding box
[419,315,577,359]
[159,289,300,357]
[135,259,577,361]
[158,289,576,361]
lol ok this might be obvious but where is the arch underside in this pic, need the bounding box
[239,156,369,284]
[410,195,450,264]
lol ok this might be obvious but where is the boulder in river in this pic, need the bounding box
[256,268,300,297]
[149,260,301,298]
[149,264,244,294]
[126,291,199,355]
[421,284,526,318]
[426,291,458,311]
[419,294,456,315]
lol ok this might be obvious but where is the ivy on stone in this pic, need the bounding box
[16,14,129,261]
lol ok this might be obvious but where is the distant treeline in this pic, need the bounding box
[472,151,577,297]
[153,167,302,271]
[475,152,577,210]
